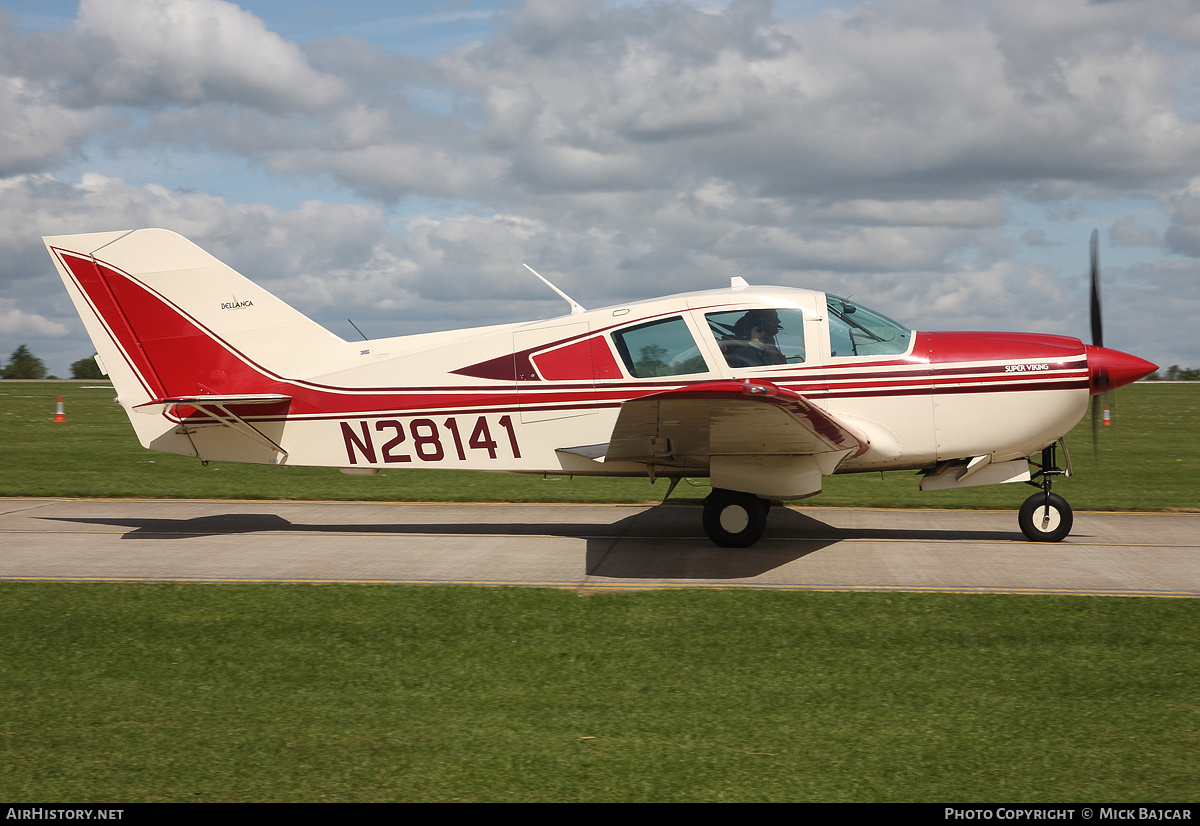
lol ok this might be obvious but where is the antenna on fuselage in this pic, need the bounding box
[523,263,586,315]
[347,319,369,340]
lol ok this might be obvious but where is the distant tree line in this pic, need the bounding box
[1,344,48,379]
[1145,366,1200,381]
[1,344,106,380]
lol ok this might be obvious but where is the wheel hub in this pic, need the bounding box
[719,504,750,534]
[1034,505,1061,531]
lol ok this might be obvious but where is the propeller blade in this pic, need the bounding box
[1089,228,1102,460]
[1089,228,1102,348]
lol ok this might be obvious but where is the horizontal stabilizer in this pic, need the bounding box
[135,394,292,461]
[134,394,292,415]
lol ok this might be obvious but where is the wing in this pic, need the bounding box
[593,379,870,499]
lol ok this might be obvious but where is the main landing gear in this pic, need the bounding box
[1019,442,1074,542]
[702,488,772,547]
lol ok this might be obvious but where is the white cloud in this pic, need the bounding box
[0,298,68,337]
[434,0,1200,203]
[819,199,1008,228]
[0,76,115,175]
[271,143,506,201]
[71,0,348,111]
[1109,217,1161,248]
[1164,178,1200,257]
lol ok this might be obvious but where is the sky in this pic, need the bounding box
[2,0,1199,377]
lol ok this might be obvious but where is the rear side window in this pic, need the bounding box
[611,316,709,378]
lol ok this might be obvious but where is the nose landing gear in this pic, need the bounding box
[1019,442,1074,542]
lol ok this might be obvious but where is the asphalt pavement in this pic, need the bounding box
[2,498,1197,596]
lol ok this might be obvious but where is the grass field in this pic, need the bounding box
[1,381,1197,801]
[2,381,1198,509]
[1,584,1196,802]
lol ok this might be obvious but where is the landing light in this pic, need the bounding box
[740,379,779,397]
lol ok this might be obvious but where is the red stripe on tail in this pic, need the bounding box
[57,250,277,399]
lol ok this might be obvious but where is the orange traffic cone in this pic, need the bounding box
[1102,404,1111,426]
[53,396,67,423]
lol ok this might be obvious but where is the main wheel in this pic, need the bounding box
[702,489,769,548]
[1018,492,1074,542]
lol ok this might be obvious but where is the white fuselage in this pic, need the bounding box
[144,287,1089,480]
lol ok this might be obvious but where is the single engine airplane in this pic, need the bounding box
[45,228,1155,547]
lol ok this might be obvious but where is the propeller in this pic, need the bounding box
[1089,228,1110,458]
[1090,229,1102,349]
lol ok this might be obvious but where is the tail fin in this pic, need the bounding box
[45,228,344,451]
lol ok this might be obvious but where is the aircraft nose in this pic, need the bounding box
[1085,345,1157,395]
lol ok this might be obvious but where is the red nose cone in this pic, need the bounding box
[1085,345,1157,395]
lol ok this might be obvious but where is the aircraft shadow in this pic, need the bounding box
[45,505,1020,582]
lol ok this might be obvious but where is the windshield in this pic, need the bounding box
[826,295,912,357]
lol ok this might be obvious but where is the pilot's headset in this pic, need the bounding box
[734,310,781,343]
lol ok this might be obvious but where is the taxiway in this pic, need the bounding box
[2,499,1197,596]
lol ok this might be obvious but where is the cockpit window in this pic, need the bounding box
[705,309,806,368]
[611,316,709,378]
[826,295,912,357]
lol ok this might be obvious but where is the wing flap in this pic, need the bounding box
[603,380,869,468]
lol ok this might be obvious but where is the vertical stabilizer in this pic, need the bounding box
[44,228,345,452]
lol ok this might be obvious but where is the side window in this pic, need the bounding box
[705,309,806,368]
[611,316,709,378]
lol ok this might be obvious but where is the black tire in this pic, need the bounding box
[1018,492,1074,542]
[702,489,770,548]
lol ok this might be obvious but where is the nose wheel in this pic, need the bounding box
[1018,491,1073,542]
[1020,443,1074,542]
[702,489,771,547]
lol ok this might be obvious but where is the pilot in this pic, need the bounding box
[720,309,786,367]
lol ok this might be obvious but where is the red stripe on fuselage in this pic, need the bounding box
[59,249,1093,423]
